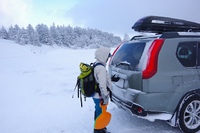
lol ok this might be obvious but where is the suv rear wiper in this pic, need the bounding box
[115,61,137,71]
[115,61,131,67]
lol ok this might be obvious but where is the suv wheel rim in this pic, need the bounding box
[184,100,200,129]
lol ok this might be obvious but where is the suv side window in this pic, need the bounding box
[176,42,197,67]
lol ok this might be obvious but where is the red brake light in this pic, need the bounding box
[142,39,164,79]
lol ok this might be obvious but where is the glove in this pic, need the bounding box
[102,94,109,105]
[111,74,119,82]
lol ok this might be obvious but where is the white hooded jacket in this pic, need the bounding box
[93,47,112,99]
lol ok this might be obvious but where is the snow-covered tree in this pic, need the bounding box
[123,33,130,42]
[72,27,85,48]
[15,28,29,45]
[50,23,62,45]
[33,30,40,46]
[26,24,35,45]
[0,26,8,39]
[8,25,20,41]
[56,26,66,46]
[36,24,52,45]
[2,23,122,48]
[65,25,74,47]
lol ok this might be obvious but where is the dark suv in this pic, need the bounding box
[109,16,200,133]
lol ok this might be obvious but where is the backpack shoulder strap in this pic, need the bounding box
[93,62,105,68]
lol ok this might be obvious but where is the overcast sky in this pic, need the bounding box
[1,0,200,37]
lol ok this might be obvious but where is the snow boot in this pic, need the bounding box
[94,127,110,133]
[94,129,105,133]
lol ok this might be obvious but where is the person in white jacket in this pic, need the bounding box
[93,47,112,133]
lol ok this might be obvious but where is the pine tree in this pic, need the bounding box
[50,23,62,45]
[2,23,122,48]
[36,24,52,45]
[65,25,74,47]
[26,24,35,45]
[15,28,29,45]
[8,25,20,41]
[123,33,130,42]
[33,31,40,46]
[0,26,8,39]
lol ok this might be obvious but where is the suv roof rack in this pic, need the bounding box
[160,32,200,39]
[132,16,200,33]
[130,34,160,41]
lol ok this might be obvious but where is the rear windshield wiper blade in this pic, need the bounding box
[115,61,131,67]
[115,61,137,70]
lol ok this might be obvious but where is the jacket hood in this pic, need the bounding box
[95,47,111,63]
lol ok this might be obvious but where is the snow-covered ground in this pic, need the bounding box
[0,39,183,133]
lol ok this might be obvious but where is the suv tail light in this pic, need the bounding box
[142,39,164,79]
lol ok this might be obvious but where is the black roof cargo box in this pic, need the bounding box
[132,16,200,33]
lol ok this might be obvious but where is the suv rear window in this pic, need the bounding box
[111,41,146,70]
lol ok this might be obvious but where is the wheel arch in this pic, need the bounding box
[168,89,200,127]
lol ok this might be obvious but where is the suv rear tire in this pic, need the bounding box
[178,94,200,133]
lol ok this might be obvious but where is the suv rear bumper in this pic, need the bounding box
[111,93,147,116]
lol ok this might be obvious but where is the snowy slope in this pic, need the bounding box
[0,39,183,133]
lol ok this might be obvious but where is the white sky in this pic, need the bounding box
[0,0,200,37]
